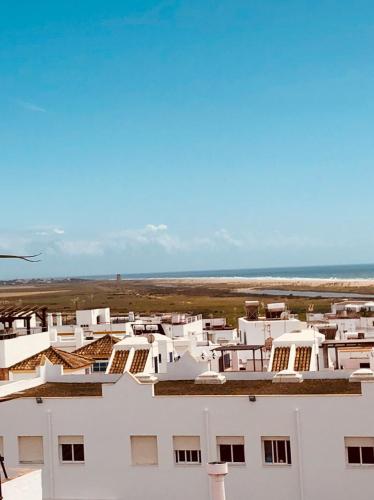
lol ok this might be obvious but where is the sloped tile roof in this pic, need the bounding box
[10,347,92,371]
[73,334,120,360]
[294,346,312,371]
[271,347,290,372]
[130,349,149,374]
[109,350,130,374]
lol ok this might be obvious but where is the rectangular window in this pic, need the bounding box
[169,352,173,362]
[345,437,374,465]
[18,436,44,464]
[173,436,201,464]
[93,360,109,372]
[131,436,158,465]
[262,437,291,465]
[217,437,245,463]
[158,353,162,363]
[58,436,84,463]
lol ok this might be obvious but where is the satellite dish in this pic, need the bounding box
[147,334,155,344]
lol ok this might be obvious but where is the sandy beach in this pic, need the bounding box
[149,277,374,291]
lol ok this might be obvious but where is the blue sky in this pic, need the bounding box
[1,0,374,279]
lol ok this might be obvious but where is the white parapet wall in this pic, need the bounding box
[0,332,50,368]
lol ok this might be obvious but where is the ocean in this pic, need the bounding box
[81,263,374,281]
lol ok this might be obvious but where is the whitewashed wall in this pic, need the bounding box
[0,374,374,500]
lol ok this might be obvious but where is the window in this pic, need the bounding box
[93,360,109,372]
[158,353,162,363]
[58,436,84,463]
[360,362,370,369]
[18,436,44,464]
[217,437,245,463]
[173,436,201,464]
[262,437,291,465]
[345,437,374,465]
[131,436,158,465]
[169,352,173,362]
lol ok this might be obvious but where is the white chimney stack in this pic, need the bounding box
[207,462,228,500]
[74,327,84,349]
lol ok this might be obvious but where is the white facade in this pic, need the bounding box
[76,308,111,327]
[238,317,306,345]
[1,371,374,500]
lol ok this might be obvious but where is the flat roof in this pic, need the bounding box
[214,345,264,351]
[155,379,361,396]
[323,339,374,347]
[0,382,104,402]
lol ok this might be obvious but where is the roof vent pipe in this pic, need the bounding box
[207,462,228,500]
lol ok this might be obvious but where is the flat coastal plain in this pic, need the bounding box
[1,277,374,325]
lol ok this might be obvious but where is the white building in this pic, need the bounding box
[0,365,373,500]
[238,301,306,346]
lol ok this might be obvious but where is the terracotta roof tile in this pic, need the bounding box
[10,347,92,371]
[109,350,129,374]
[130,349,149,374]
[73,334,120,360]
[271,347,290,372]
[294,346,312,371]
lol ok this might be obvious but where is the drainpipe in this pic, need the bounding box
[204,408,212,461]
[294,408,304,500]
[207,462,228,500]
[47,410,55,499]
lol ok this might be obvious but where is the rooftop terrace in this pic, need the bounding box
[0,382,104,401]
[155,379,362,396]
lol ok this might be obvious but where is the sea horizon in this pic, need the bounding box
[75,263,374,282]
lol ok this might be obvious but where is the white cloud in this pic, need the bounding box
[56,240,104,256]
[145,224,168,232]
[0,224,339,262]
[214,228,243,247]
[16,100,46,113]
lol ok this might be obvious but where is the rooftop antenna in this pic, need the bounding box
[0,253,42,262]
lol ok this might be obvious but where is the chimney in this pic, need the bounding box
[74,327,84,349]
[207,462,228,500]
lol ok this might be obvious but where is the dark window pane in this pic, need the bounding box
[198,450,201,463]
[219,444,232,462]
[175,450,179,463]
[347,447,361,464]
[61,444,72,462]
[73,444,84,462]
[264,441,273,463]
[191,450,198,462]
[179,450,185,462]
[277,441,286,463]
[186,450,191,462]
[232,444,245,463]
[362,447,374,464]
[286,440,292,464]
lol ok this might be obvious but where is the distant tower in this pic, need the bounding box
[116,274,121,282]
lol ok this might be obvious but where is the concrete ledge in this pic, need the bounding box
[272,370,303,384]
[350,368,374,382]
[195,371,226,385]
